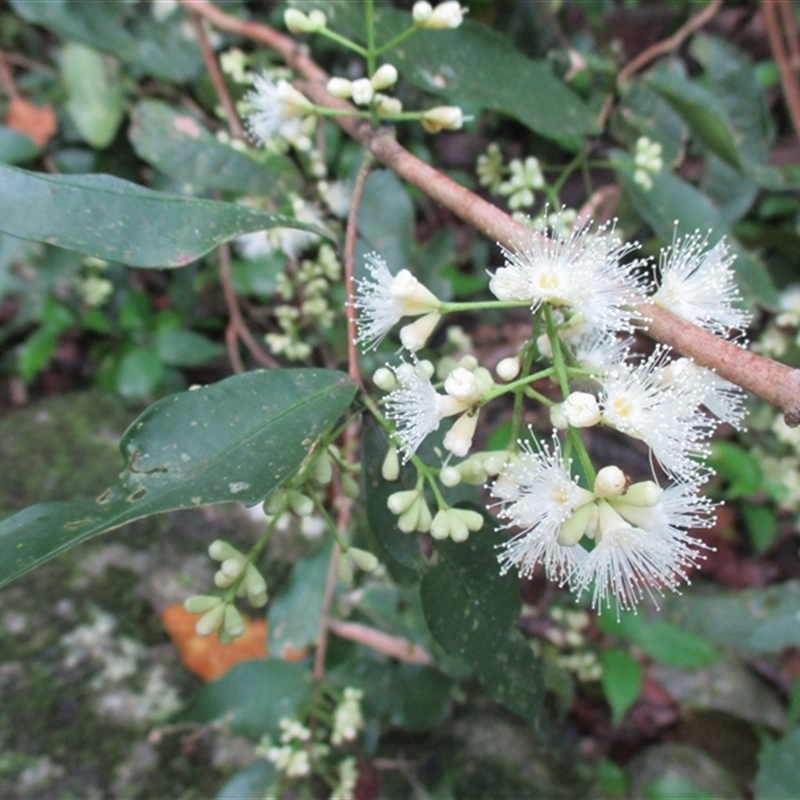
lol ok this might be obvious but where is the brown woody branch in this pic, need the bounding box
[180,0,800,426]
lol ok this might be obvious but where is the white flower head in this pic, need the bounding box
[562,391,601,428]
[331,687,364,746]
[354,253,440,351]
[492,434,594,585]
[491,212,647,333]
[245,74,314,146]
[384,360,461,461]
[653,230,752,336]
[600,345,716,481]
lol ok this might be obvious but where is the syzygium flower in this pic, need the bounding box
[492,434,594,585]
[354,253,440,350]
[652,231,751,336]
[245,74,314,145]
[489,213,647,333]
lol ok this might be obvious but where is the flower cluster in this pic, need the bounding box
[356,215,752,613]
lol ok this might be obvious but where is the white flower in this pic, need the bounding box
[384,361,464,461]
[477,142,504,192]
[492,435,594,585]
[658,357,747,428]
[498,157,545,210]
[574,480,713,615]
[490,213,647,333]
[424,1,467,28]
[563,326,632,374]
[633,136,663,191]
[600,346,716,481]
[354,253,440,350]
[351,77,374,106]
[331,757,359,800]
[245,74,314,146]
[652,232,751,336]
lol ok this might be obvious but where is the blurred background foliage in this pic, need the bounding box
[1,0,800,798]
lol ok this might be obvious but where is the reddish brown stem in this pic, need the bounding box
[328,620,432,664]
[181,0,800,426]
[0,48,20,100]
[764,0,800,146]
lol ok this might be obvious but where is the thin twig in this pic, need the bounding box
[0,48,20,100]
[328,620,433,664]
[218,241,278,370]
[344,152,375,384]
[186,10,246,140]
[764,0,800,146]
[182,0,800,426]
[597,0,723,128]
[313,539,341,681]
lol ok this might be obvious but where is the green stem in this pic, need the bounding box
[313,496,349,550]
[482,365,556,404]
[318,27,368,57]
[438,299,530,314]
[376,25,420,55]
[223,508,285,602]
[365,0,376,76]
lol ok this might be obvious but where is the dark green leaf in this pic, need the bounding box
[0,368,357,588]
[154,329,225,368]
[707,440,763,498]
[601,649,642,724]
[754,727,800,800]
[646,69,742,169]
[129,101,301,196]
[389,665,453,731]
[215,760,274,800]
[311,2,599,146]
[61,42,124,149]
[662,580,800,653]
[174,660,312,739]
[10,0,202,81]
[115,344,165,399]
[0,126,41,165]
[268,540,332,656]
[420,508,543,721]
[0,165,328,268]
[741,502,778,555]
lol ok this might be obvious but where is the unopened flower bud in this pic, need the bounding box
[337,554,354,584]
[421,106,464,133]
[371,64,398,90]
[419,359,436,379]
[307,9,327,30]
[412,1,433,24]
[549,403,568,429]
[287,489,314,517]
[388,489,420,515]
[349,547,379,572]
[594,465,628,498]
[243,564,267,598]
[214,570,238,589]
[375,93,403,115]
[400,312,441,351]
[276,80,315,116]
[184,595,223,615]
[556,502,595,546]
[430,508,450,540]
[426,1,467,28]
[373,366,398,392]
[313,451,333,485]
[397,497,422,533]
[326,77,352,98]
[621,480,662,507]
[249,591,268,608]
[263,488,287,516]
[443,410,479,457]
[496,356,521,382]
[195,602,226,636]
[221,557,247,578]
[382,446,401,481]
[562,392,601,428]
[209,540,242,562]
[341,473,360,499]
[451,507,484,533]
[416,497,432,532]
[439,465,461,487]
[284,8,326,34]
[351,78,374,106]
[445,367,480,403]
[223,604,246,638]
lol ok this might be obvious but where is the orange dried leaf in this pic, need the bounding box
[161,603,268,682]
[6,97,58,148]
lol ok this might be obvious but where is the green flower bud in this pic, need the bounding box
[263,488,287,516]
[337,554,354,584]
[620,480,661,507]
[448,512,469,542]
[397,498,422,533]
[313,451,333,485]
[387,489,419,515]
[452,507,484,532]
[209,539,242,562]
[214,570,238,589]
[439,465,462,487]
[381,446,401,481]
[416,498,433,532]
[183,595,222,615]
[195,602,226,636]
[223,604,246,639]
[221,557,247,578]
[556,501,595,546]
[287,489,314,517]
[243,563,267,597]
[430,509,450,540]
[341,473,360,499]
[349,547,379,573]
[249,591,268,608]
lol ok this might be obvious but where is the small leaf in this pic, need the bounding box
[601,649,642,724]
[154,329,224,368]
[707,440,763,498]
[215,761,274,800]
[0,368,357,588]
[0,165,329,268]
[61,42,124,149]
[741,502,778,555]
[173,660,312,739]
[115,344,165,399]
[0,126,41,164]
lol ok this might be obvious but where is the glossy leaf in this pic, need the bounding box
[646,69,742,170]
[0,165,328,268]
[173,660,312,739]
[0,368,357,588]
[268,539,332,657]
[10,0,202,81]
[61,42,124,149]
[662,580,800,653]
[754,727,800,800]
[601,649,642,724]
[309,1,598,146]
[420,507,543,721]
[0,126,40,164]
[129,100,301,196]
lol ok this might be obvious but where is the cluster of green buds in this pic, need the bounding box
[477,143,547,212]
[183,539,269,642]
[255,686,365,800]
[546,607,602,683]
[633,135,664,191]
